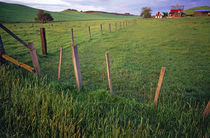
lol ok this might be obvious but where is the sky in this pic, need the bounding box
[1,0,210,15]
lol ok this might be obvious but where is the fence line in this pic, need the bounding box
[1,19,137,87]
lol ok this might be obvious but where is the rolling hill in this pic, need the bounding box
[183,6,210,15]
[0,2,138,23]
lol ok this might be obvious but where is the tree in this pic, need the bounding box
[140,7,152,18]
[35,10,54,23]
[162,12,168,17]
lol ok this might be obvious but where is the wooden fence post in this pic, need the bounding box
[120,22,122,29]
[203,101,210,118]
[0,36,5,55]
[154,67,166,106]
[58,46,63,83]
[100,24,103,34]
[105,52,113,95]
[88,26,91,40]
[71,29,82,89]
[40,28,47,55]
[0,35,5,55]
[28,42,41,77]
[0,36,6,63]
[109,24,111,33]
[71,28,75,46]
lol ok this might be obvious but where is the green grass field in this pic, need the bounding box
[0,15,210,137]
[0,2,138,23]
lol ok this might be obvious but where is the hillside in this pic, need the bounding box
[0,2,138,23]
[183,6,210,15]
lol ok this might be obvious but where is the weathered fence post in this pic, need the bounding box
[120,22,122,29]
[88,26,91,40]
[71,28,75,46]
[71,29,82,89]
[203,101,210,118]
[154,67,166,105]
[40,28,47,55]
[100,24,103,34]
[58,46,63,83]
[109,24,111,32]
[105,52,113,95]
[28,42,41,77]
[0,36,6,63]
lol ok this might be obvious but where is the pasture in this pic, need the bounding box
[0,17,210,137]
[0,2,138,23]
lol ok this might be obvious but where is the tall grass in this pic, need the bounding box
[0,65,209,137]
[0,17,210,136]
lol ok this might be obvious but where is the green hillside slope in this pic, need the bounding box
[183,6,210,15]
[0,2,138,23]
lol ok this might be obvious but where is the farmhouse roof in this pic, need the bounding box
[194,9,210,12]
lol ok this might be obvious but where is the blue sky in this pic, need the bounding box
[1,0,210,15]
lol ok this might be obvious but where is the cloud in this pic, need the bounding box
[1,0,210,14]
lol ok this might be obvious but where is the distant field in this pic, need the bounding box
[0,17,210,137]
[183,6,210,15]
[0,2,138,23]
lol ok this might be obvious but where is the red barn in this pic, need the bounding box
[169,5,184,18]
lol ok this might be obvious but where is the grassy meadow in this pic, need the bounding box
[0,2,138,23]
[0,17,210,137]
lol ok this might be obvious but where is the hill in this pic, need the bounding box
[183,6,210,15]
[0,2,138,23]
